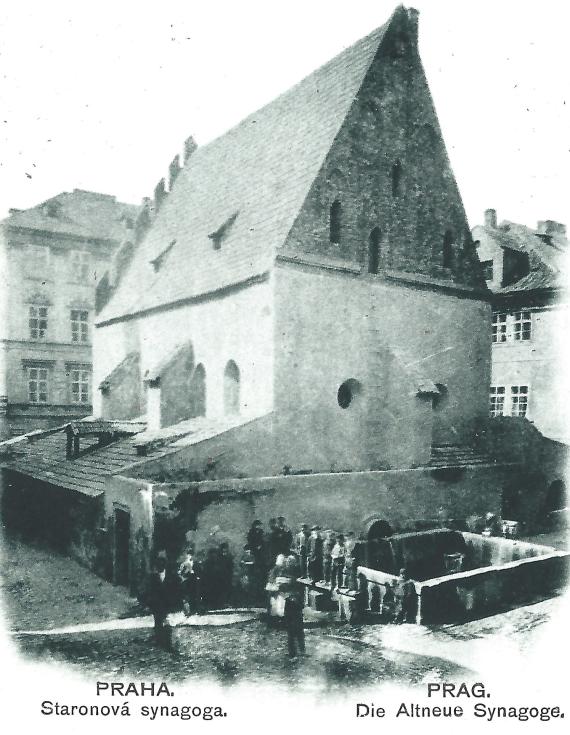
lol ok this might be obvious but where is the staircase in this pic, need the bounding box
[430,444,496,468]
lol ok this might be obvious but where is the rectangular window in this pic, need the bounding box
[26,245,50,277]
[492,313,507,343]
[511,385,529,417]
[29,305,48,340]
[481,260,493,280]
[28,367,49,404]
[70,310,89,343]
[70,250,91,281]
[69,368,90,404]
[489,386,506,417]
[513,311,532,341]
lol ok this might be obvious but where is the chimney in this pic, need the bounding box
[484,209,497,228]
[183,135,197,165]
[154,178,166,212]
[168,154,181,190]
[537,220,566,238]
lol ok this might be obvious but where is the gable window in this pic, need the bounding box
[481,260,493,280]
[513,311,532,341]
[443,230,454,268]
[70,310,89,343]
[70,250,91,281]
[511,385,529,417]
[69,368,91,404]
[28,366,49,404]
[489,386,505,417]
[368,228,382,274]
[29,305,48,340]
[391,161,402,197]
[492,313,507,343]
[330,200,342,244]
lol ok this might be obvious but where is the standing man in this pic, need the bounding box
[178,545,200,616]
[295,524,310,577]
[277,516,293,555]
[307,526,323,582]
[147,557,179,649]
[283,581,306,660]
[247,520,266,566]
[331,533,346,590]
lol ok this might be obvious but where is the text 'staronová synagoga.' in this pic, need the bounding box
[1,6,567,618]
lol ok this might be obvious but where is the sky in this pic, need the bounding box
[0,0,568,230]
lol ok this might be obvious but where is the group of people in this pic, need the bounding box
[242,519,365,593]
[146,542,234,647]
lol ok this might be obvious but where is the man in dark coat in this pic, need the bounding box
[147,557,180,648]
[276,516,293,555]
[246,520,266,566]
[284,582,306,660]
[307,526,323,582]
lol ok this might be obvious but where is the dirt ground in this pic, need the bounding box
[1,531,567,690]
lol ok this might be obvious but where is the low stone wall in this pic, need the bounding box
[417,548,569,624]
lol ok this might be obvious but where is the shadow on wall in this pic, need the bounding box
[476,416,569,528]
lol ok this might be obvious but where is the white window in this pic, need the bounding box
[70,250,91,281]
[29,305,48,340]
[492,313,507,343]
[489,386,506,417]
[26,245,50,276]
[513,311,532,341]
[70,368,90,404]
[511,385,529,417]
[70,310,89,343]
[28,366,49,404]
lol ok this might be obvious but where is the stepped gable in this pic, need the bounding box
[96,10,407,325]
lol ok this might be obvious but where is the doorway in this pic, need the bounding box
[114,508,130,586]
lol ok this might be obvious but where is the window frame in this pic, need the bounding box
[70,249,91,282]
[69,367,91,405]
[70,309,89,344]
[27,365,50,404]
[510,385,529,417]
[29,304,49,341]
[512,311,532,342]
[489,386,506,417]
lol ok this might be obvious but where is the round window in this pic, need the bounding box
[337,379,362,409]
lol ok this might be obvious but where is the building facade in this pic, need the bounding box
[474,210,569,442]
[0,190,138,436]
[94,6,492,474]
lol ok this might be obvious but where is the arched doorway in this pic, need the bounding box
[189,363,206,418]
[367,520,393,571]
[368,227,382,274]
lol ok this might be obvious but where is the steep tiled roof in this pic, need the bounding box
[97,11,399,324]
[3,189,139,243]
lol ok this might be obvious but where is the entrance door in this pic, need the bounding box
[367,520,393,571]
[114,508,130,586]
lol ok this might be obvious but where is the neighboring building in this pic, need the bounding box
[474,210,569,442]
[0,189,139,436]
[4,7,565,595]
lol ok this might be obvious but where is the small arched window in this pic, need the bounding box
[189,363,206,418]
[330,200,342,244]
[368,228,382,274]
[443,230,454,268]
[223,360,240,415]
[391,161,402,197]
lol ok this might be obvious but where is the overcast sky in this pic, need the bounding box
[1,0,568,230]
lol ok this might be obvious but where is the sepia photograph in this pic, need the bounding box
[0,0,568,728]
